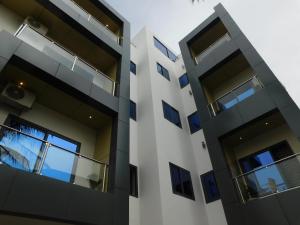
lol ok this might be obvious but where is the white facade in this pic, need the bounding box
[129,28,227,225]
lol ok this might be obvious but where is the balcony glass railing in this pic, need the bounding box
[15,24,116,95]
[0,124,109,192]
[233,153,300,203]
[63,0,121,44]
[208,76,263,117]
[194,33,231,64]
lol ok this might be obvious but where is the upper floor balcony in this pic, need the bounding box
[0,60,114,191]
[0,0,120,96]
[61,0,123,44]
[201,52,263,117]
[220,111,300,203]
[188,19,231,64]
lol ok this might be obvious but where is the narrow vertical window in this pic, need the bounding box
[200,171,220,203]
[130,164,138,197]
[179,73,189,88]
[130,61,136,75]
[162,101,182,128]
[187,112,201,134]
[156,63,170,81]
[130,100,136,121]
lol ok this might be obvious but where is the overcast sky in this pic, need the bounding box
[105,0,300,107]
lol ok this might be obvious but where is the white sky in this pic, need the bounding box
[105,0,300,107]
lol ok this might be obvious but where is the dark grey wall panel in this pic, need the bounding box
[277,189,300,225]
[0,166,17,210]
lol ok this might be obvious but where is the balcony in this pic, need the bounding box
[201,52,260,117]
[0,61,114,191]
[189,19,230,64]
[220,111,300,203]
[0,124,108,191]
[0,0,119,94]
[15,24,116,95]
[208,76,263,117]
[234,153,300,203]
[195,33,231,64]
[66,0,123,44]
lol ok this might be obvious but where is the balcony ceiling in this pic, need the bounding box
[221,111,286,147]
[0,64,112,130]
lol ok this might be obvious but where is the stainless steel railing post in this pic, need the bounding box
[36,142,50,175]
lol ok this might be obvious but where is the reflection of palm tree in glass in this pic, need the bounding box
[0,127,45,172]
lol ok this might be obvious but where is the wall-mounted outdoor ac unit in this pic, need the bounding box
[0,83,36,110]
[24,16,48,35]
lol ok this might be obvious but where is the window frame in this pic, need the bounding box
[169,162,195,200]
[179,73,189,88]
[130,100,137,121]
[154,37,177,62]
[130,61,136,75]
[162,101,182,128]
[3,114,81,183]
[200,170,220,203]
[130,164,138,197]
[156,63,170,81]
[187,111,201,134]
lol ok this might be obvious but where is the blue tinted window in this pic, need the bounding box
[154,37,177,62]
[179,73,189,88]
[130,100,136,121]
[130,61,136,75]
[162,101,181,128]
[201,171,220,203]
[157,63,170,81]
[188,112,201,134]
[0,116,79,183]
[169,162,194,200]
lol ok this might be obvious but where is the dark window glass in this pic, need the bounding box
[130,100,137,121]
[130,61,136,75]
[169,163,194,200]
[201,171,220,203]
[157,63,170,81]
[130,164,138,197]
[179,73,189,88]
[187,112,201,134]
[162,101,182,128]
[154,37,177,62]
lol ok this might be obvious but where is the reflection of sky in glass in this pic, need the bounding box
[41,135,78,182]
[251,151,286,192]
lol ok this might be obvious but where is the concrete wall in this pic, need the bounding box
[129,28,227,225]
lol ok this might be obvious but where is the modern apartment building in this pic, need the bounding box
[0,0,130,225]
[180,3,300,225]
[0,1,299,225]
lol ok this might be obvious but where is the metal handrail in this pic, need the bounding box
[68,0,120,41]
[0,124,109,166]
[195,33,231,63]
[209,75,261,105]
[233,152,300,179]
[16,24,116,85]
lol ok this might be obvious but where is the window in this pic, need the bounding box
[0,115,80,183]
[130,100,136,120]
[130,61,136,75]
[169,163,195,200]
[187,112,201,134]
[162,101,182,128]
[130,164,138,197]
[179,73,189,88]
[154,37,177,62]
[200,171,220,203]
[157,63,170,81]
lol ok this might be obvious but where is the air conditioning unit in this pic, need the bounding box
[24,17,48,35]
[0,83,36,110]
